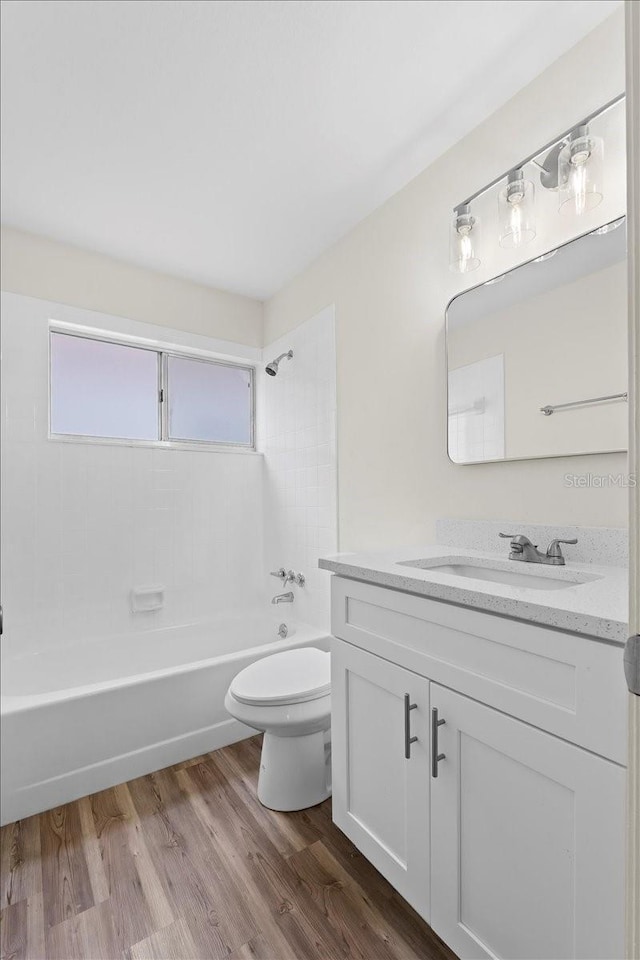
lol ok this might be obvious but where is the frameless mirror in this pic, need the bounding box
[446,219,627,463]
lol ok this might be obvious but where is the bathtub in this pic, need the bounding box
[0,613,330,825]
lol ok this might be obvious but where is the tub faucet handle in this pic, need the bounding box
[270,568,288,580]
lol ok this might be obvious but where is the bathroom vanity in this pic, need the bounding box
[320,543,628,960]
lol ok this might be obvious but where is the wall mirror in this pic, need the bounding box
[446,218,627,464]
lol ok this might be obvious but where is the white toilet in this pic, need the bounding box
[224,647,331,811]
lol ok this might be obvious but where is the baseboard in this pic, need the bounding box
[1,716,254,825]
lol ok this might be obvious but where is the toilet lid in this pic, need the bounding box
[230,647,330,706]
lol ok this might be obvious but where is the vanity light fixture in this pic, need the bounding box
[449,203,480,274]
[498,168,536,248]
[539,142,564,191]
[558,125,604,217]
[449,94,622,274]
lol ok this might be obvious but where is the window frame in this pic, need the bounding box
[48,328,256,451]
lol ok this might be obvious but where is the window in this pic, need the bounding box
[50,334,160,441]
[167,355,252,445]
[49,331,254,447]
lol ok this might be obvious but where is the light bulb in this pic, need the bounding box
[558,128,603,217]
[498,170,536,248]
[569,155,589,215]
[459,227,472,263]
[509,202,523,246]
[449,205,480,273]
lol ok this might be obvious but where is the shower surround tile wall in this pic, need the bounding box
[1,292,265,656]
[257,306,338,631]
[1,292,338,657]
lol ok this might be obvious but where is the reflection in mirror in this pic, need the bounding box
[446,219,627,464]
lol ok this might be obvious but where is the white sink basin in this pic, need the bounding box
[397,557,600,591]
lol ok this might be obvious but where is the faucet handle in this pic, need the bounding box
[547,538,578,558]
[270,567,287,580]
[499,532,537,556]
[499,532,536,545]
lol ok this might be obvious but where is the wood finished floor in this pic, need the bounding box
[0,735,456,960]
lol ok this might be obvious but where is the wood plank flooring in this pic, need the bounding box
[0,736,457,960]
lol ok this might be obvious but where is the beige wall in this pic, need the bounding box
[265,10,629,551]
[0,226,263,347]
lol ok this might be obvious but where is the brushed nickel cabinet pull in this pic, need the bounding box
[431,707,446,777]
[404,693,418,759]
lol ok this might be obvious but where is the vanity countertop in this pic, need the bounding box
[319,544,628,643]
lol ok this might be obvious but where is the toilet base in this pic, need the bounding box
[258,730,331,811]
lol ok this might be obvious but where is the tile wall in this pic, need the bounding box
[257,306,338,631]
[1,293,265,656]
[1,293,338,658]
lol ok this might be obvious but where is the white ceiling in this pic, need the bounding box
[1,0,621,300]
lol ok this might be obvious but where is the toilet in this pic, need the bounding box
[224,647,331,811]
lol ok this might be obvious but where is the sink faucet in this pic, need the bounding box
[499,533,578,565]
[272,591,294,604]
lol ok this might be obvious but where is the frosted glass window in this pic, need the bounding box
[49,332,253,448]
[167,355,253,445]
[50,333,159,440]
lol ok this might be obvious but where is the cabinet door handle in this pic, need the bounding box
[431,707,446,777]
[404,693,418,759]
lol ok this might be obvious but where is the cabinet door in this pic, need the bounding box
[331,639,431,919]
[430,684,625,960]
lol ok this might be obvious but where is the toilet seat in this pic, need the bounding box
[229,647,330,706]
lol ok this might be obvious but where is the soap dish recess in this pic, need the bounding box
[130,586,165,613]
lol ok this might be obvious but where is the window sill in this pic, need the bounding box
[48,434,262,455]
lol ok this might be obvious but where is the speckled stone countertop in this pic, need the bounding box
[319,545,629,643]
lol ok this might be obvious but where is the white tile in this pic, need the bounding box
[258,307,337,630]
[2,295,335,650]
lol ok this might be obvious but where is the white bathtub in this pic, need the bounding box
[0,613,330,825]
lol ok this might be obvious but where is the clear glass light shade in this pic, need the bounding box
[558,134,604,217]
[498,177,536,248]
[449,210,480,273]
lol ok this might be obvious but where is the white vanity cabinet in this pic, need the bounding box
[430,684,625,960]
[331,641,431,918]
[330,576,627,960]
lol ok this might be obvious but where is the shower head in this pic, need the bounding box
[265,349,293,377]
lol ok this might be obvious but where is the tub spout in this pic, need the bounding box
[272,591,294,604]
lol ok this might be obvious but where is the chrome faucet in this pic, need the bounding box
[499,533,578,565]
[271,591,294,604]
[270,568,305,586]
